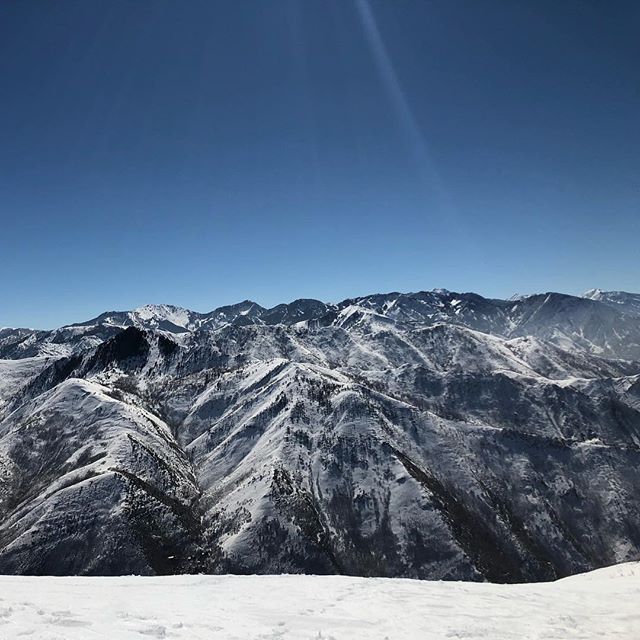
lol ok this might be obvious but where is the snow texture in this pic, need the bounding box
[0,562,638,639]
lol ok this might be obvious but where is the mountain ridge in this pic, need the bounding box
[3,288,640,359]
[0,287,639,581]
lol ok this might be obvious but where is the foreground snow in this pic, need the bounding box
[0,563,638,639]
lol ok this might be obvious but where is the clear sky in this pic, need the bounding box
[1,0,639,328]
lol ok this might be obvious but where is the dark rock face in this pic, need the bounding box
[0,289,639,581]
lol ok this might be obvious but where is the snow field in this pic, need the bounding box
[0,562,638,639]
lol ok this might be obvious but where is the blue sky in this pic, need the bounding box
[1,0,639,328]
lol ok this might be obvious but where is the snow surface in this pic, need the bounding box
[0,563,638,639]
[0,356,51,413]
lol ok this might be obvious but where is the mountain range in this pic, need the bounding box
[1,288,639,581]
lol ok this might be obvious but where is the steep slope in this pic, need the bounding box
[167,356,640,580]
[0,376,200,575]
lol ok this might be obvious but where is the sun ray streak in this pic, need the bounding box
[354,0,456,216]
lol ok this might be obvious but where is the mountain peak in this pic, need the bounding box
[581,289,640,316]
[130,304,199,332]
[133,303,193,317]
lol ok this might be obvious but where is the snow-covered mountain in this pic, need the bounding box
[583,288,640,316]
[1,288,639,580]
